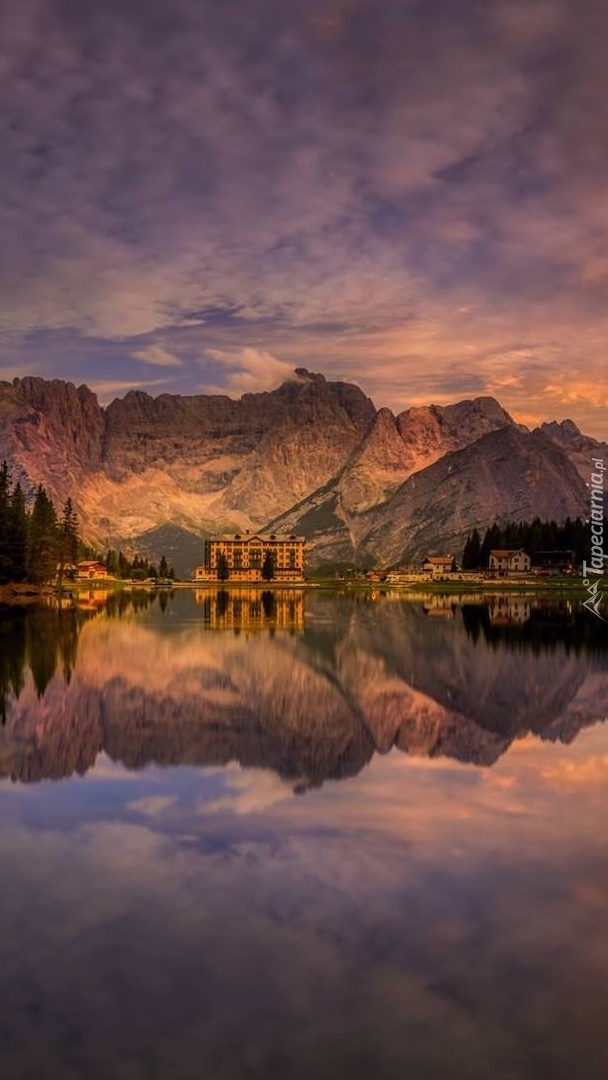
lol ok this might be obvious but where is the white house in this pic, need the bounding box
[422,555,456,578]
[488,549,531,576]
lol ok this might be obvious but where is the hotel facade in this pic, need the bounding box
[194,532,306,583]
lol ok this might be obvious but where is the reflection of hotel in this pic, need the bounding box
[422,595,455,617]
[194,532,306,583]
[489,597,531,625]
[194,588,305,631]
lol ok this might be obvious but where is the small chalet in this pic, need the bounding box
[422,555,456,578]
[77,560,109,580]
[488,549,531,576]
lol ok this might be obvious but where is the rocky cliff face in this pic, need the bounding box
[0,371,593,570]
[359,425,589,567]
[269,414,589,567]
[0,377,104,506]
[0,370,376,553]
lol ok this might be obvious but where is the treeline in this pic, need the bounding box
[461,517,606,569]
[0,463,80,586]
[103,550,175,581]
[1,462,176,587]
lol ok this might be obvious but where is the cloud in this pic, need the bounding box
[0,0,607,435]
[88,377,171,402]
[132,345,183,368]
[202,348,300,396]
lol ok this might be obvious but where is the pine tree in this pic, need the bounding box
[26,486,58,584]
[56,498,79,591]
[0,461,11,583]
[6,483,27,582]
[217,552,229,581]
[462,529,481,569]
[479,523,501,568]
[261,550,275,581]
[105,549,120,577]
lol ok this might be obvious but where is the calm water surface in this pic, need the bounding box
[1,588,607,1080]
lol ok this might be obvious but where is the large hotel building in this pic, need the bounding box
[194,532,306,583]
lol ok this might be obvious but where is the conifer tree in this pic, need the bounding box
[462,529,481,569]
[261,550,275,581]
[26,486,58,584]
[56,498,79,591]
[6,483,27,582]
[0,461,11,583]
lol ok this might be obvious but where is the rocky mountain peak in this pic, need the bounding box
[538,418,583,444]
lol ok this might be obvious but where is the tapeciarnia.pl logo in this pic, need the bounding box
[582,457,606,621]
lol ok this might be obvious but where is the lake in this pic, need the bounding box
[1,588,607,1080]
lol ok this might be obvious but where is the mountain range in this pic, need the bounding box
[0,369,604,573]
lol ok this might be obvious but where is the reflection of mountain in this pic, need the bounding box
[0,595,606,787]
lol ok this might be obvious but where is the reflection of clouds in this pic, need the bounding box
[1,725,608,1078]
[200,764,295,816]
[86,752,161,782]
[539,753,608,788]
[127,794,179,817]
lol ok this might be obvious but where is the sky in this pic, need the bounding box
[1,0,607,436]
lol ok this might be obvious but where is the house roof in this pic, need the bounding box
[209,533,306,543]
[489,549,527,557]
[424,555,454,564]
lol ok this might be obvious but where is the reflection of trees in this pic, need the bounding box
[462,603,607,656]
[216,590,230,617]
[0,608,26,723]
[103,589,158,619]
[27,609,60,698]
[1,588,175,713]
[0,604,95,714]
[261,590,276,618]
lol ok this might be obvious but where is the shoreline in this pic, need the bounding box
[0,575,595,606]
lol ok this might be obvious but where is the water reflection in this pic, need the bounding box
[1,590,608,1079]
[194,587,305,631]
[0,591,606,785]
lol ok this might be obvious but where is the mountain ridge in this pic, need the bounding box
[0,371,596,571]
